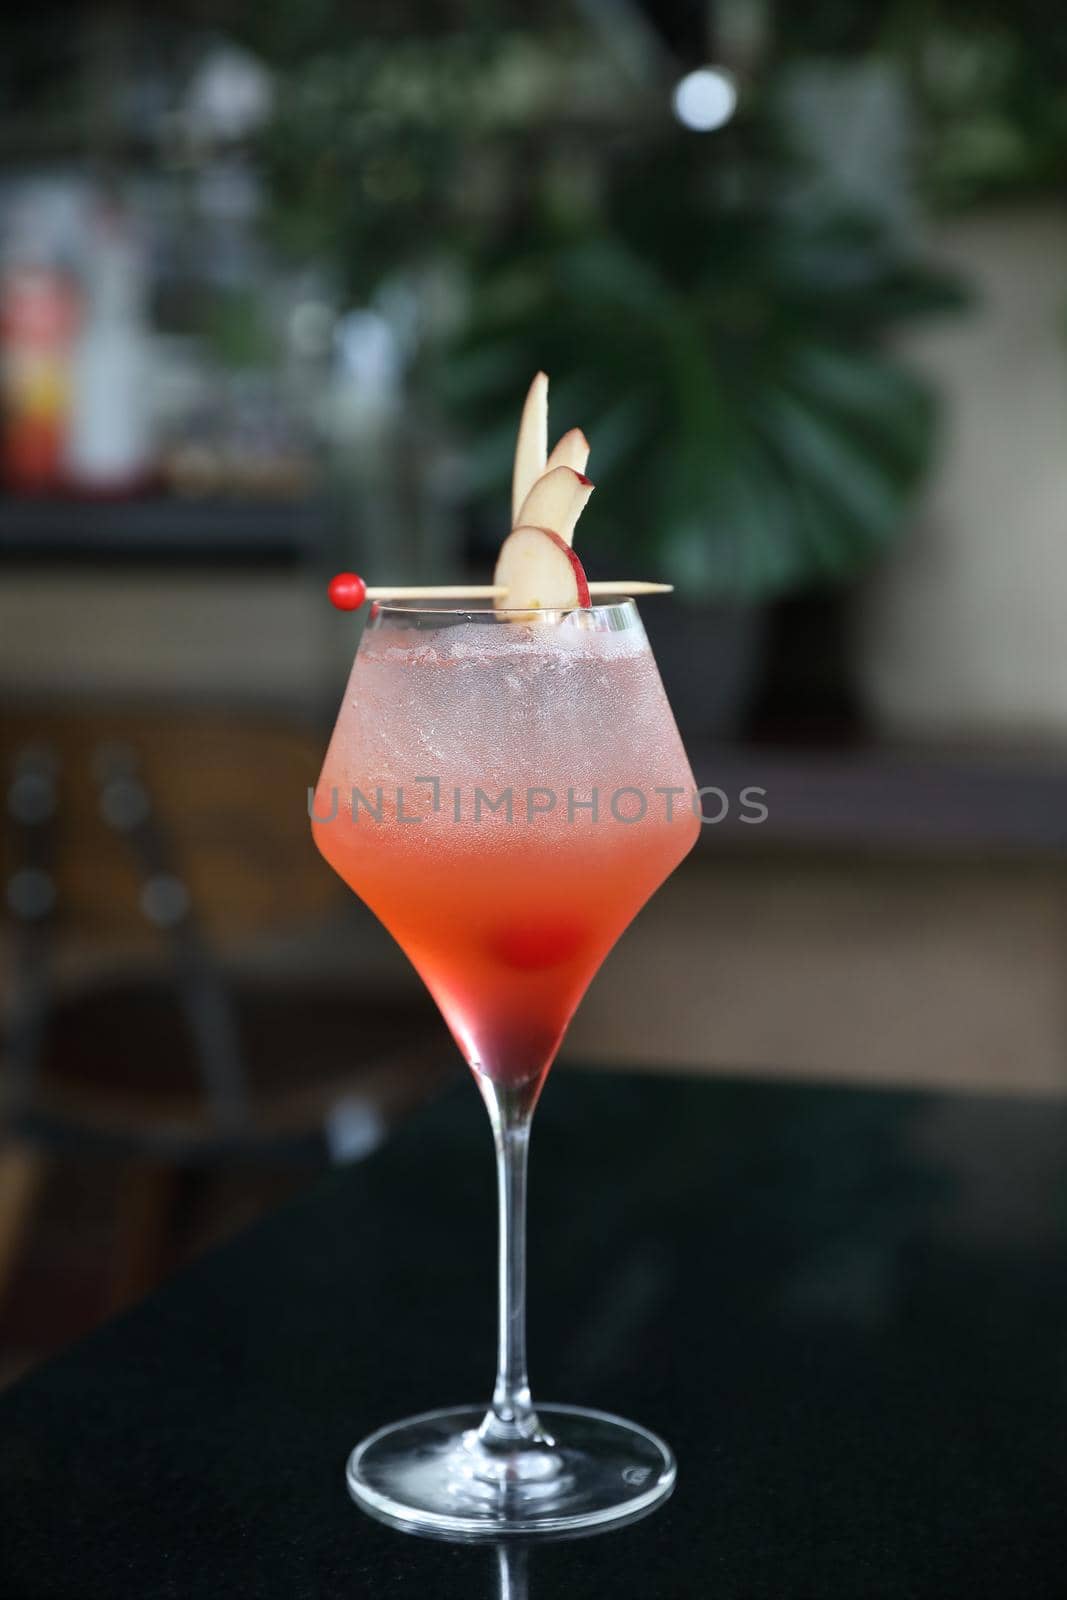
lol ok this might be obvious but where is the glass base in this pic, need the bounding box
[346,1403,676,1538]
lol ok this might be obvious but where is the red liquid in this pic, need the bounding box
[315,803,696,1088]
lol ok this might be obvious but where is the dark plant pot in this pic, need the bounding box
[642,599,767,744]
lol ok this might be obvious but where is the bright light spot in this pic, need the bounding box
[334,310,402,396]
[672,68,738,133]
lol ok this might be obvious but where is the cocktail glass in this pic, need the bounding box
[312,598,698,1536]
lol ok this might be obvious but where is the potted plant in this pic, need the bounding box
[445,131,958,734]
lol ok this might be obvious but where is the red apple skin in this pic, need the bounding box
[538,525,591,606]
[514,465,594,546]
[493,524,591,611]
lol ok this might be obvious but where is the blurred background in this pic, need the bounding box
[2,0,1066,1381]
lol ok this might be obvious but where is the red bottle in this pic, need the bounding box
[0,259,80,494]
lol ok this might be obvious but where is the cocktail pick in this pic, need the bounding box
[327,573,673,612]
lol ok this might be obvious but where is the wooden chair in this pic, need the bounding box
[0,708,450,1367]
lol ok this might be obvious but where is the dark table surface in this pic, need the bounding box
[3,1066,1066,1599]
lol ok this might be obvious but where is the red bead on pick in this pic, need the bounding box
[328,572,367,611]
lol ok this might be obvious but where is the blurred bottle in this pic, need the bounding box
[0,190,81,494]
[66,197,154,496]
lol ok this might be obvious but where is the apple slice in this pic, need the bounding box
[545,426,590,477]
[511,371,548,524]
[514,465,594,546]
[494,525,590,612]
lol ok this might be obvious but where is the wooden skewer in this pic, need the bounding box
[364,585,499,599]
[364,581,674,599]
[589,581,673,595]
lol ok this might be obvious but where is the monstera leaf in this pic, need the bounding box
[445,140,963,601]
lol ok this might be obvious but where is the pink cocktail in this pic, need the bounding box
[312,371,697,1539]
[313,600,698,1538]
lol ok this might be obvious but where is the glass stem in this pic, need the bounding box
[478,1081,542,1449]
